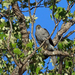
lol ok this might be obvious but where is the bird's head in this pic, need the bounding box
[36,25,41,30]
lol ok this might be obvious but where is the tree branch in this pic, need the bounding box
[0,12,8,18]
[41,50,73,57]
[28,0,37,48]
[52,0,57,24]
[67,1,74,12]
[17,50,73,75]
[58,56,63,74]
[22,5,44,12]
[0,0,2,4]
[62,30,75,40]
[53,19,75,46]
[12,2,30,45]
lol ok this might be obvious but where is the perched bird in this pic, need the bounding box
[35,25,56,65]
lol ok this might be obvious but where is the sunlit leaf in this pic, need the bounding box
[36,67,40,74]
[58,42,63,50]
[0,68,3,73]
[13,48,21,55]
[3,2,11,8]
[26,41,33,48]
[20,53,25,58]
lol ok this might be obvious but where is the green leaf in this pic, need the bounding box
[50,14,53,20]
[57,57,60,60]
[0,68,3,73]
[49,73,52,75]
[36,67,40,74]
[72,72,75,75]
[28,51,32,55]
[6,54,11,58]
[30,2,36,6]
[12,43,17,48]
[20,53,25,58]
[3,2,11,8]
[0,32,7,40]
[65,60,69,69]
[3,51,6,54]
[0,19,5,22]
[13,48,21,55]
[69,61,72,67]
[73,16,75,21]
[50,5,53,9]
[55,14,59,19]
[74,40,75,45]
[58,42,63,50]
[26,42,33,48]
[38,49,41,52]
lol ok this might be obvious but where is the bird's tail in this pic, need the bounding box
[50,56,57,66]
[47,43,55,51]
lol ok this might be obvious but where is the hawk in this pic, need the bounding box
[35,25,56,65]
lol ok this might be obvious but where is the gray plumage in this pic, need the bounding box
[35,25,56,65]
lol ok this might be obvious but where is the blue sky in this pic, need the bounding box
[23,0,75,75]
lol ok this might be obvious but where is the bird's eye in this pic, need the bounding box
[38,27,40,29]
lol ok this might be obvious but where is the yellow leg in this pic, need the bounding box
[42,45,48,50]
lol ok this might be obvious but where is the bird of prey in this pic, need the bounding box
[35,25,56,65]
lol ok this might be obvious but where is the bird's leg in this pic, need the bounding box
[44,45,48,49]
[41,46,45,50]
[42,44,48,50]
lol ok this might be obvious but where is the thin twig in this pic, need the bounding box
[0,0,2,3]
[58,27,69,43]
[52,0,56,24]
[7,18,21,67]
[69,2,74,10]
[0,12,8,18]
[62,30,75,40]
[33,0,37,17]
[67,2,74,13]
[28,0,37,48]
[67,0,69,5]
[28,0,32,20]
[22,5,44,12]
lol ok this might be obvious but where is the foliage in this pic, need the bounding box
[0,0,75,75]
[57,39,75,74]
[0,2,37,74]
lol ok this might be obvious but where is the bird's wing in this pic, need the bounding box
[40,28,49,38]
[49,38,54,46]
[35,34,43,45]
[44,28,54,46]
[44,28,49,35]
